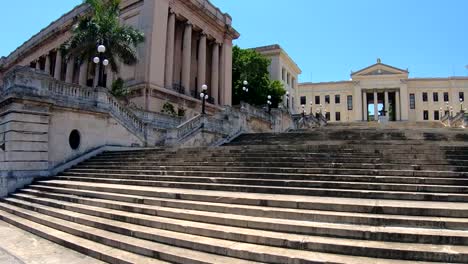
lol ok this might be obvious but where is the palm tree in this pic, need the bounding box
[63,0,144,77]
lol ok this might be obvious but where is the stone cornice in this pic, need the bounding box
[252,44,302,74]
[2,4,89,69]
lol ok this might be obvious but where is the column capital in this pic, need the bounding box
[185,21,193,27]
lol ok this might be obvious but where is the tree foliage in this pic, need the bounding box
[232,46,286,107]
[62,0,145,73]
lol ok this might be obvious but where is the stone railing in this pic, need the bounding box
[177,114,204,139]
[2,66,149,143]
[131,107,183,129]
[239,102,272,122]
[104,92,147,140]
[292,114,323,129]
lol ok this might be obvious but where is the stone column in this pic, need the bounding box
[384,91,389,116]
[197,33,207,89]
[35,59,41,70]
[164,11,176,89]
[54,51,62,80]
[182,22,193,95]
[396,90,401,121]
[79,61,89,86]
[373,91,378,121]
[93,64,100,88]
[65,58,75,83]
[211,42,220,105]
[44,54,51,75]
[362,92,368,121]
[222,38,233,106]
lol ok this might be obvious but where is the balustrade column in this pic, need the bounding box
[182,22,193,95]
[65,58,75,83]
[54,51,62,80]
[197,33,207,88]
[211,42,220,105]
[44,54,51,75]
[79,61,89,86]
[164,11,176,88]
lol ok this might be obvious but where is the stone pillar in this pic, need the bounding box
[93,64,100,88]
[222,38,233,106]
[384,90,389,116]
[373,91,378,121]
[79,61,89,86]
[363,92,368,121]
[44,54,51,75]
[164,11,176,88]
[54,51,62,80]
[182,22,193,95]
[65,58,75,83]
[396,90,401,121]
[197,33,207,89]
[35,59,41,70]
[211,42,220,105]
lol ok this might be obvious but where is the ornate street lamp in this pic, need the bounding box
[286,91,290,110]
[267,95,272,114]
[301,104,306,118]
[460,98,464,112]
[200,84,209,115]
[93,44,109,87]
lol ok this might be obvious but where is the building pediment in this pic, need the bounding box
[351,59,408,78]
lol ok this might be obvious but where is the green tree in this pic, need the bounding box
[232,46,286,107]
[63,0,145,74]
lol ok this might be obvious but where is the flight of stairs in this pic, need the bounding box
[1,127,468,263]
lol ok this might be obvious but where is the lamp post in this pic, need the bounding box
[460,98,464,112]
[301,104,306,118]
[286,91,290,110]
[450,106,454,117]
[93,44,109,87]
[200,84,209,115]
[267,95,272,114]
[242,80,249,98]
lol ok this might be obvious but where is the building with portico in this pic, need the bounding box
[297,59,468,123]
[0,0,239,117]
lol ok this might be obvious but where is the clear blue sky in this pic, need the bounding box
[1,0,467,82]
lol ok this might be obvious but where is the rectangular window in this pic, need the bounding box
[422,92,428,102]
[434,111,440,121]
[325,112,330,121]
[423,110,429,121]
[335,112,341,121]
[409,94,415,109]
[325,95,330,104]
[347,95,353,110]
[287,73,290,85]
[315,96,320,105]
[460,92,465,102]
[291,78,295,89]
[300,96,306,105]
[433,92,439,102]
[281,68,285,81]
[444,92,449,102]
[335,95,340,104]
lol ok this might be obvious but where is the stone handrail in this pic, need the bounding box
[131,107,182,129]
[176,114,203,139]
[3,66,148,143]
[105,93,147,140]
[239,102,272,122]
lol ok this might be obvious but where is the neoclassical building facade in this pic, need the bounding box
[0,0,239,117]
[297,59,468,123]
[254,45,302,113]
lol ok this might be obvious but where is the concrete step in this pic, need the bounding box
[66,166,468,179]
[58,170,468,186]
[17,188,468,231]
[6,193,468,262]
[43,178,468,202]
[0,207,169,264]
[57,172,468,194]
[29,182,468,218]
[0,200,262,264]
[75,162,468,172]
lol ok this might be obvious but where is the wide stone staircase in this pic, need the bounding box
[2,127,468,263]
